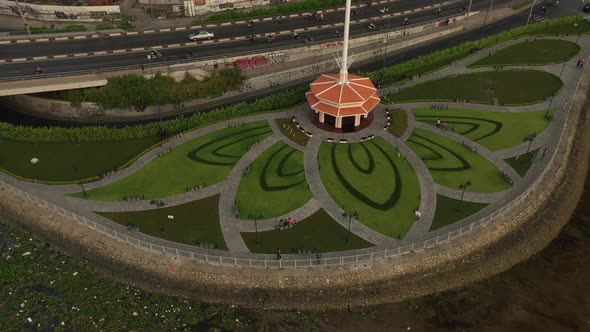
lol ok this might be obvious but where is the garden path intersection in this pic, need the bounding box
[2,35,589,262]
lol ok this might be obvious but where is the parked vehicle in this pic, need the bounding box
[188,31,214,41]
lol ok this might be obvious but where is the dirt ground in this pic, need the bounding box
[256,164,590,331]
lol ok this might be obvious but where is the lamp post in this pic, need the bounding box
[343,209,358,245]
[248,213,263,247]
[526,134,536,153]
[480,0,495,40]
[458,180,472,212]
[527,0,537,26]
[575,0,584,27]
[147,53,166,139]
[544,56,569,120]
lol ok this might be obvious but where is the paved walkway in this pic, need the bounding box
[2,34,589,258]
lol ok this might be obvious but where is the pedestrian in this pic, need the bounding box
[563,99,568,110]
[577,59,581,67]
[436,118,441,127]
[443,121,449,130]
[276,248,282,260]
[414,209,421,221]
[581,60,585,68]
[141,64,145,71]
[288,217,294,226]
[542,147,547,158]
[98,68,102,75]
[555,0,559,7]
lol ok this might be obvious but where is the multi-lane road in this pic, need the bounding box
[0,0,517,79]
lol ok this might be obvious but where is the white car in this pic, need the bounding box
[188,31,214,41]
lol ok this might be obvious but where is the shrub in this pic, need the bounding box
[2,85,308,143]
[64,68,245,110]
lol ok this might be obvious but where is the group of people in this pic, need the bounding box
[436,118,450,130]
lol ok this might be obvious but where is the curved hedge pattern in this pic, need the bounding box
[330,142,402,211]
[259,144,306,191]
[318,137,421,238]
[188,125,272,166]
[235,141,311,219]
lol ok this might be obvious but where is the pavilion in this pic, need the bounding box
[305,0,380,130]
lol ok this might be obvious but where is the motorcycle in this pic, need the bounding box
[248,34,257,41]
[149,51,162,59]
[266,35,276,42]
[292,33,301,40]
[276,15,285,23]
[247,20,254,28]
[403,18,410,26]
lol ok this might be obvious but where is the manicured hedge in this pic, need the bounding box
[64,68,244,109]
[366,16,589,87]
[1,85,308,143]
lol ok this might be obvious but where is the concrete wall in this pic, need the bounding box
[137,0,270,14]
[0,0,121,22]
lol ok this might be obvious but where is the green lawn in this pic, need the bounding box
[505,148,540,177]
[241,209,374,254]
[532,19,590,35]
[429,194,489,231]
[0,137,159,182]
[317,137,421,239]
[72,121,272,200]
[96,194,227,250]
[235,141,312,219]
[470,39,580,67]
[406,128,512,193]
[384,70,562,105]
[386,109,408,138]
[412,108,550,151]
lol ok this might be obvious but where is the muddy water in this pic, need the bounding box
[260,166,590,331]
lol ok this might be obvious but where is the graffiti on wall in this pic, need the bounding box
[0,0,121,22]
[233,53,289,69]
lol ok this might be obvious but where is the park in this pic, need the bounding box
[0,17,586,259]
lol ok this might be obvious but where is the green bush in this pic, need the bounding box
[117,21,136,31]
[366,16,589,87]
[96,23,115,31]
[29,24,87,34]
[64,68,245,110]
[1,85,308,143]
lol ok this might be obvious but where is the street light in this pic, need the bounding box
[248,213,263,247]
[479,0,495,40]
[342,209,359,245]
[575,0,585,27]
[458,180,472,212]
[526,0,537,26]
[147,54,166,139]
[525,133,536,153]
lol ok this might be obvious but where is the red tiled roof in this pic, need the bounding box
[310,74,378,106]
[306,91,381,117]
